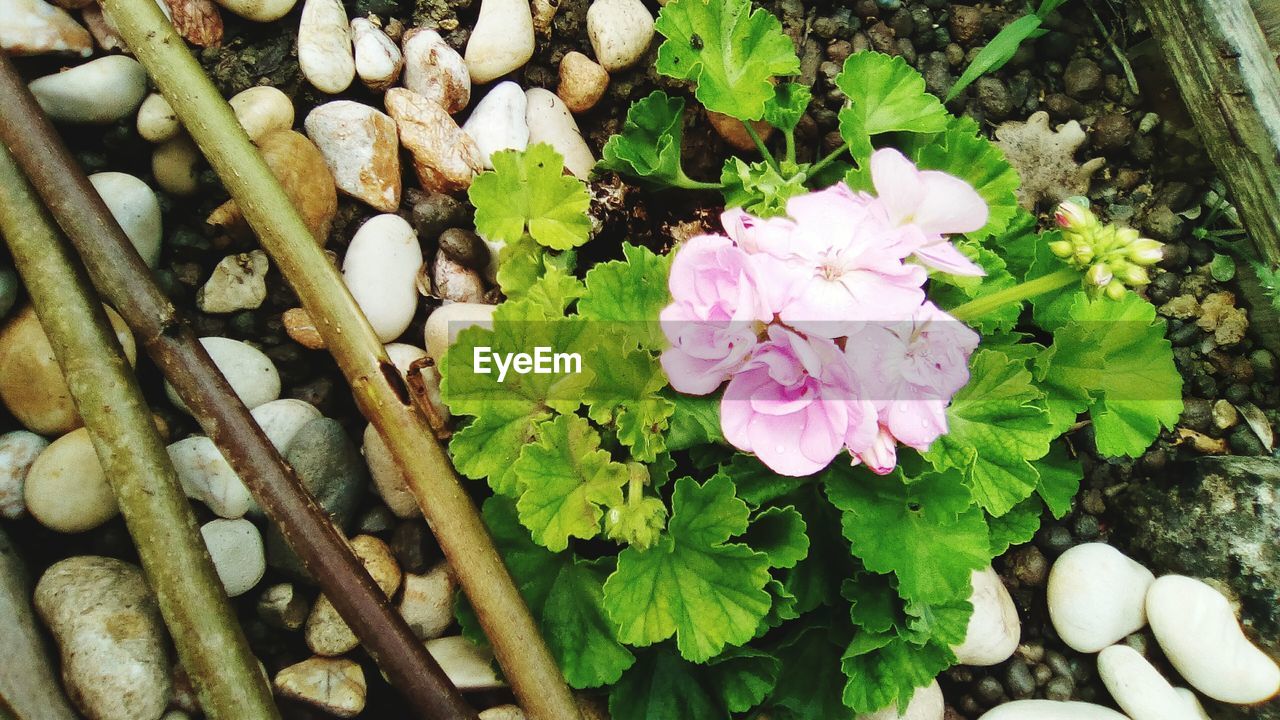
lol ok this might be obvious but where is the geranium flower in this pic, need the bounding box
[721,326,878,476]
[660,234,773,395]
[864,148,989,276]
[728,185,928,338]
[844,300,979,471]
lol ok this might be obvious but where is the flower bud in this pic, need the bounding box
[1086,262,1113,287]
[1119,264,1150,286]
[1127,237,1164,265]
[1104,280,1127,301]
[1049,240,1074,259]
[1055,200,1096,232]
[1073,246,1095,265]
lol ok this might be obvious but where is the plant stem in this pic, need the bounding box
[743,122,779,171]
[948,267,1079,322]
[808,145,849,176]
[0,143,280,720]
[672,172,725,192]
[89,6,582,719]
[784,129,797,165]
[0,54,475,720]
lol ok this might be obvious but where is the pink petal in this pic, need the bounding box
[912,242,986,276]
[914,170,988,236]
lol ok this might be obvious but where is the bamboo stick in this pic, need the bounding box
[0,143,280,720]
[1139,0,1280,267]
[91,3,582,718]
[0,54,476,720]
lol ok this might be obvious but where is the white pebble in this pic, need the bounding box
[298,0,354,94]
[29,55,147,123]
[229,86,295,143]
[1048,543,1154,653]
[304,100,401,212]
[200,518,266,597]
[463,0,534,84]
[403,28,470,114]
[363,422,419,518]
[23,428,118,533]
[167,435,254,519]
[1097,645,1197,720]
[0,430,47,519]
[351,17,402,91]
[425,636,505,690]
[136,93,180,143]
[250,399,321,453]
[524,87,595,179]
[165,337,281,414]
[212,0,297,22]
[1173,688,1211,720]
[952,566,1020,666]
[0,0,92,57]
[34,557,172,720]
[152,135,201,196]
[977,701,1129,720]
[586,0,654,72]
[398,563,456,640]
[343,214,423,343]
[424,302,496,363]
[463,81,529,169]
[274,657,366,717]
[1147,575,1280,704]
[89,173,162,268]
[858,679,943,720]
[196,250,270,313]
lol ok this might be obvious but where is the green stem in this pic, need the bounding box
[672,171,725,192]
[808,145,849,176]
[96,3,580,719]
[0,144,280,720]
[784,128,797,165]
[948,267,1079,322]
[743,122,779,171]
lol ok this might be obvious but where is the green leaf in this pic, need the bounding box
[494,236,578,300]
[946,14,1043,102]
[1025,228,1086,332]
[514,414,630,551]
[923,349,1055,516]
[598,91,694,189]
[609,646,779,720]
[841,572,901,635]
[605,475,669,551]
[1039,293,1184,457]
[743,505,810,569]
[578,243,673,352]
[825,463,991,604]
[841,629,952,714]
[441,284,593,495]
[1035,442,1082,519]
[987,495,1044,555]
[721,157,810,217]
[903,595,973,648]
[603,475,772,662]
[1210,252,1237,282]
[665,392,724,450]
[907,115,1020,240]
[469,144,592,250]
[784,487,849,613]
[473,497,635,688]
[713,453,811,508]
[655,0,800,121]
[768,621,853,720]
[763,82,812,133]
[836,52,948,159]
[583,343,674,462]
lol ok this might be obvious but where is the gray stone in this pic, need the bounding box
[0,526,78,720]
[267,418,366,578]
[1114,456,1280,719]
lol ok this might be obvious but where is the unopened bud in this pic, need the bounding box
[1086,262,1113,287]
[1127,238,1164,265]
[1073,246,1095,265]
[1119,264,1150,287]
[1055,200,1095,231]
[1104,280,1127,300]
[1049,240,1074,258]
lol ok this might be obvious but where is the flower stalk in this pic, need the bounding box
[84,4,582,718]
[0,142,280,720]
[0,52,474,720]
[947,267,1079,322]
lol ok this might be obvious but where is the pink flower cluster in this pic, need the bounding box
[661,149,985,476]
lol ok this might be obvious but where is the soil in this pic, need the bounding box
[5,0,1280,718]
